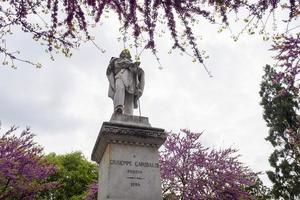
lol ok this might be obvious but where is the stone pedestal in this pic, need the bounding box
[91,115,166,200]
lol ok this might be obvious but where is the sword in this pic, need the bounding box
[138,98,141,117]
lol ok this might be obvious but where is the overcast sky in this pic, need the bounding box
[0,13,276,186]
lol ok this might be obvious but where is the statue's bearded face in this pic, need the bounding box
[120,49,131,59]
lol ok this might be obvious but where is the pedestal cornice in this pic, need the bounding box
[91,122,166,163]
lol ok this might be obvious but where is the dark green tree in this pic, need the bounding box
[245,178,272,200]
[38,151,98,200]
[260,65,300,200]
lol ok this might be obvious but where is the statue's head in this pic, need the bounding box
[120,49,131,59]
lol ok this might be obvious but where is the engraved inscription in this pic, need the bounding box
[135,161,159,168]
[109,159,159,188]
[110,160,132,166]
[109,159,159,168]
[127,169,143,174]
[127,170,144,180]
[131,182,141,187]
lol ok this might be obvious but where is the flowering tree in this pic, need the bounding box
[0,0,299,78]
[271,34,300,98]
[83,181,98,200]
[160,129,258,200]
[0,126,57,200]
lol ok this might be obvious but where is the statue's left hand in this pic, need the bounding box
[136,88,143,97]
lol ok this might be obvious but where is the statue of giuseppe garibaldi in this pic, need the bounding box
[106,49,145,115]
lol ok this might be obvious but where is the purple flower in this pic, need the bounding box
[0,126,58,199]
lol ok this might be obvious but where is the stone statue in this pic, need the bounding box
[106,49,145,115]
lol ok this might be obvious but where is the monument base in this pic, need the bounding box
[92,116,166,200]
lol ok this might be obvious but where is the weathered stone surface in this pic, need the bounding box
[91,121,165,164]
[98,144,162,200]
[110,113,151,127]
[91,121,166,200]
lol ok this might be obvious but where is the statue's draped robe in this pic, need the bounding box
[107,57,144,114]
